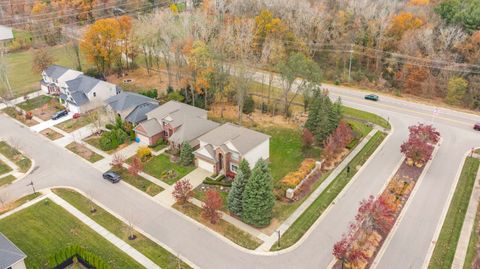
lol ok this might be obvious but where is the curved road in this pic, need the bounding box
[1,84,479,269]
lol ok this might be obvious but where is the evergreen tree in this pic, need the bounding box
[242,159,275,227]
[227,169,247,216]
[179,142,194,166]
[238,159,251,180]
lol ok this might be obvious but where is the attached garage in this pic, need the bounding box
[136,133,150,145]
[197,159,215,173]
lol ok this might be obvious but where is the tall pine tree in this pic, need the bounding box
[242,159,275,227]
[227,159,251,217]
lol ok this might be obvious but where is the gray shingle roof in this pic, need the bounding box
[135,119,163,137]
[0,25,13,41]
[168,117,219,147]
[65,75,101,95]
[125,102,159,124]
[146,101,207,128]
[0,233,26,269]
[44,65,71,80]
[197,123,270,155]
[106,92,158,113]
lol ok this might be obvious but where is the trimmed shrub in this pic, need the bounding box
[136,146,152,161]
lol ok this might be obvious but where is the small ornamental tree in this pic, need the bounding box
[136,146,152,162]
[357,195,395,235]
[401,124,439,166]
[302,128,315,149]
[111,153,125,169]
[227,169,247,216]
[334,121,353,149]
[128,157,143,176]
[322,134,337,167]
[202,189,223,224]
[172,179,192,205]
[179,142,194,166]
[408,124,440,144]
[242,159,275,227]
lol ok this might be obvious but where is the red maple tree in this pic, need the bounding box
[202,189,223,224]
[172,179,193,205]
[128,156,143,176]
[302,128,315,149]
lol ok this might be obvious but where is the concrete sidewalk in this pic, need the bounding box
[49,191,160,269]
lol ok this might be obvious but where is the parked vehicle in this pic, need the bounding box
[102,171,121,183]
[364,94,379,101]
[474,123,480,131]
[72,113,81,119]
[51,110,68,120]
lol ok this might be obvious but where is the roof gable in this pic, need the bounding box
[106,91,157,112]
[0,233,26,269]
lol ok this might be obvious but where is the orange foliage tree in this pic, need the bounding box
[388,12,424,40]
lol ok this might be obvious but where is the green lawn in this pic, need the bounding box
[173,202,262,250]
[1,44,90,98]
[346,118,373,137]
[142,154,195,185]
[428,157,480,269]
[0,193,39,215]
[0,160,12,176]
[55,114,95,133]
[342,106,390,130]
[271,131,386,251]
[0,174,16,187]
[52,188,191,269]
[112,167,163,196]
[0,141,32,173]
[464,199,480,269]
[0,199,142,268]
[17,95,53,111]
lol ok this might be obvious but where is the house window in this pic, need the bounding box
[231,152,240,161]
[230,164,238,173]
[93,92,96,97]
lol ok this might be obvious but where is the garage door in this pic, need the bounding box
[136,134,150,145]
[197,159,215,173]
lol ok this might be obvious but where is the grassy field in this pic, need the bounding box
[173,202,263,250]
[1,44,89,98]
[112,167,163,196]
[0,199,142,268]
[52,188,191,269]
[0,141,32,173]
[0,159,12,176]
[464,199,480,269]
[55,115,94,133]
[0,193,39,215]
[40,128,64,140]
[428,157,480,269]
[0,174,15,187]
[17,95,53,111]
[342,106,390,130]
[142,154,195,185]
[271,131,387,251]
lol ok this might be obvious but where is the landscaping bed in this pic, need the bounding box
[55,114,94,133]
[2,107,39,126]
[428,157,480,269]
[0,174,16,187]
[66,142,104,163]
[0,141,32,173]
[84,131,132,154]
[0,159,12,176]
[140,154,195,185]
[17,95,63,121]
[173,202,263,250]
[40,128,64,140]
[112,167,163,196]
[17,95,53,111]
[0,199,142,268]
[271,132,386,250]
[52,188,191,269]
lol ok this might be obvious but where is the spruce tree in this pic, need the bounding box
[242,159,275,227]
[238,159,251,180]
[179,142,194,166]
[227,169,247,216]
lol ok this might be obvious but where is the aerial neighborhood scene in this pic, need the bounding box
[0,0,480,268]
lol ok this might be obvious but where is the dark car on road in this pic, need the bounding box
[51,110,68,120]
[102,171,121,183]
[475,123,480,131]
[364,94,379,101]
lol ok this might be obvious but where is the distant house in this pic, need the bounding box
[0,25,13,42]
[105,92,159,125]
[194,123,270,174]
[41,65,83,95]
[59,75,121,114]
[0,233,27,269]
[134,101,219,147]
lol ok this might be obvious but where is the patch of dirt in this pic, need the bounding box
[31,100,63,121]
[66,142,96,160]
[40,128,63,140]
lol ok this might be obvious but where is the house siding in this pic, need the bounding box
[243,139,270,168]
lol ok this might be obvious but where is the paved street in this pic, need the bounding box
[1,81,479,268]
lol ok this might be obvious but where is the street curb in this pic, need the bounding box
[371,137,443,269]
[420,147,476,269]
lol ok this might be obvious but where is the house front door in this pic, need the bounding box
[218,153,223,173]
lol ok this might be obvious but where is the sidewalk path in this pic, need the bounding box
[451,165,480,269]
[48,191,161,269]
[0,90,44,110]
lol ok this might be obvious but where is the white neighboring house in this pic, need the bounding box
[194,123,270,174]
[41,65,83,95]
[59,75,121,114]
[0,233,27,269]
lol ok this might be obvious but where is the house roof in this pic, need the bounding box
[146,101,207,128]
[65,75,118,106]
[44,65,71,80]
[168,117,219,146]
[125,102,159,124]
[0,25,13,41]
[135,119,163,137]
[0,233,26,269]
[106,92,158,113]
[197,123,270,155]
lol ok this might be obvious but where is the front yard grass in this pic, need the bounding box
[271,131,386,251]
[2,107,39,126]
[428,157,480,269]
[84,132,132,154]
[0,199,142,268]
[40,128,64,140]
[17,95,52,111]
[173,202,263,250]
[0,174,16,188]
[55,114,94,133]
[0,141,32,173]
[66,142,104,163]
[342,106,390,130]
[141,154,195,185]
[112,167,163,196]
[52,188,191,269]
[0,160,12,176]
[464,199,480,269]
[0,193,40,215]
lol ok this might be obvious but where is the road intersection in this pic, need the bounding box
[0,83,479,269]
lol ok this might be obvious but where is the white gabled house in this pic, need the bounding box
[41,65,83,95]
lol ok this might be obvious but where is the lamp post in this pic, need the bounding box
[276,230,281,248]
[27,180,36,194]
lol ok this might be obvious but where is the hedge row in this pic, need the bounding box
[48,245,112,269]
